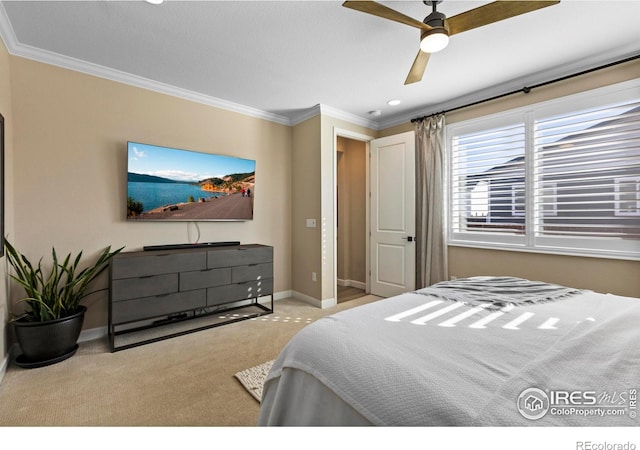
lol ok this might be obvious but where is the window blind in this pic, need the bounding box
[451,121,526,237]
[448,80,640,259]
[534,100,640,240]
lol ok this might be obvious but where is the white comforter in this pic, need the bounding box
[258,278,640,426]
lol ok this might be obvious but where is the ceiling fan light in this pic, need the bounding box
[420,29,449,53]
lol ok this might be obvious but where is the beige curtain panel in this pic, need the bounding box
[415,114,448,288]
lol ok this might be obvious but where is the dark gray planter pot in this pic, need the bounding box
[13,305,86,368]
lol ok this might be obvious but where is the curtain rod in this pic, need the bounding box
[410,53,640,123]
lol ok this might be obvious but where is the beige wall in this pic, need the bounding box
[0,38,14,374]
[336,137,366,285]
[378,121,413,138]
[291,115,322,301]
[8,56,292,331]
[291,114,376,305]
[2,39,639,362]
[380,58,640,297]
[449,246,640,297]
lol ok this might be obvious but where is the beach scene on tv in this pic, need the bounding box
[127,142,255,221]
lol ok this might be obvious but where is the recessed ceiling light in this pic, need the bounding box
[387,99,401,106]
[145,0,164,4]
[368,110,382,117]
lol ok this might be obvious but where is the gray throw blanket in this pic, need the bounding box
[416,276,586,310]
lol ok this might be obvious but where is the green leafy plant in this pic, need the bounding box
[4,239,124,322]
[127,196,144,217]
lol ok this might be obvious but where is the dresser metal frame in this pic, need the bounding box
[108,244,274,352]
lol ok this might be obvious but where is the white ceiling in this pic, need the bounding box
[1,0,639,128]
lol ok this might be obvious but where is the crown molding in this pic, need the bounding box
[319,104,380,130]
[0,3,379,131]
[0,3,292,126]
[0,1,17,50]
[13,44,293,126]
[378,47,640,130]
[289,105,323,126]
[290,104,380,130]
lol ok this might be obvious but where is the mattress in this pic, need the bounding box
[258,277,640,426]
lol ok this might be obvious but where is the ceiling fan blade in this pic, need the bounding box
[405,50,431,85]
[447,1,560,36]
[342,1,431,30]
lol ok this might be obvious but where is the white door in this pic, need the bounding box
[370,131,416,297]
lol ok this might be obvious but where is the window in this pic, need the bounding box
[540,182,558,217]
[615,177,640,216]
[448,80,640,259]
[469,180,489,219]
[511,183,525,217]
[451,120,526,239]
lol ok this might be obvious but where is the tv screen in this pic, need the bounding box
[127,141,255,221]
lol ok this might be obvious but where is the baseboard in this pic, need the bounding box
[0,351,9,384]
[321,297,337,308]
[348,280,366,290]
[292,290,336,309]
[291,290,320,307]
[0,290,311,385]
[273,290,293,301]
[78,289,296,343]
[337,278,366,290]
[79,326,107,343]
[0,342,20,384]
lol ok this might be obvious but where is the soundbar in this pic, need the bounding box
[143,241,241,251]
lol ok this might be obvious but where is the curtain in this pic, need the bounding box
[415,114,448,288]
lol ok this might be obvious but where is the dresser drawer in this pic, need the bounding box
[112,273,178,302]
[207,279,274,306]
[180,267,231,291]
[111,252,206,279]
[108,244,274,351]
[207,246,273,268]
[111,289,206,324]
[231,262,273,283]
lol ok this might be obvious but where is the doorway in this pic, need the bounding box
[332,129,416,304]
[336,136,368,303]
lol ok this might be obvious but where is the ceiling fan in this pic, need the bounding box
[342,0,560,85]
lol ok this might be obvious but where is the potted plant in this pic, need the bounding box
[4,238,123,368]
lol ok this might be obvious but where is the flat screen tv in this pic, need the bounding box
[127,141,255,221]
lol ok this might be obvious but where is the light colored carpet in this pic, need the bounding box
[234,360,274,402]
[0,294,381,426]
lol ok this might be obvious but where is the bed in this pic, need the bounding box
[258,276,640,426]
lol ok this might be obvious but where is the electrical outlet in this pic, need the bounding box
[312,272,317,282]
[306,219,317,228]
